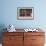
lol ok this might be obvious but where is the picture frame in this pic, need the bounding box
[17,7,34,20]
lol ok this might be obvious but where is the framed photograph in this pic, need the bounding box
[17,7,34,20]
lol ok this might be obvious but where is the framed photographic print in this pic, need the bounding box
[17,7,34,20]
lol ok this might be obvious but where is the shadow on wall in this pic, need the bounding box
[0,24,7,43]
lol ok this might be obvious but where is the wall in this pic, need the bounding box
[0,0,46,29]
